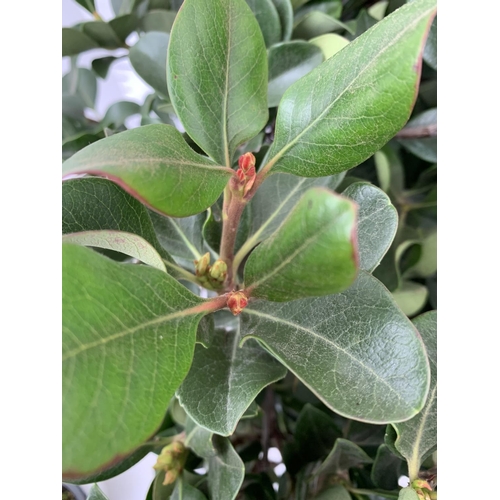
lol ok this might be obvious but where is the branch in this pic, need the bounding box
[396,123,437,139]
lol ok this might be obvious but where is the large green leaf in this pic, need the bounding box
[263,0,437,177]
[267,41,324,108]
[292,11,353,40]
[62,124,232,217]
[75,0,95,13]
[208,436,245,500]
[177,321,286,435]
[62,28,99,56]
[171,475,207,500]
[245,0,282,47]
[82,21,124,49]
[240,271,430,423]
[392,281,428,317]
[167,0,268,166]
[244,188,358,301]
[310,33,349,60]
[129,32,170,98]
[91,56,118,79]
[62,230,167,272]
[185,417,217,458]
[62,244,207,477]
[392,311,437,479]
[63,67,97,110]
[342,182,398,272]
[142,9,177,32]
[316,438,373,476]
[371,444,404,490]
[100,101,141,129]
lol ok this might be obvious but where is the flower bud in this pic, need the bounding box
[153,440,187,486]
[209,259,228,283]
[238,152,256,173]
[194,252,210,277]
[236,153,256,196]
[227,291,248,315]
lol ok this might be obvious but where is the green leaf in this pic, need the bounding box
[314,486,351,500]
[62,177,172,264]
[244,188,358,301]
[167,0,268,167]
[88,484,109,500]
[392,311,437,479]
[293,11,353,40]
[177,321,286,435]
[316,438,373,476]
[398,488,419,500]
[368,1,389,20]
[111,0,141,15]
[392,281,428,317]
[371,444,404,491]
[109,13,139,41]
[149,211,205,263]
[62,230,167,272]
[82,21,124,48]
[268,41,324,108]
[92,56,118,79]
[62,244,207,477]
[271,0,293,41]
[240,271,430,423]
[63,68,98,109]
[63,28,99,56]
[309,33,349,60]
[423,17,437,69]
[185,417,217,458]
[63,132,105,161]
[62,124,233,218]
[208,435,245,500]
[75,0,96,13]
[100,101,141,128]
[129,32,170,98]
[235,172,344,267]
[342,182,398,272]
[397,108,437,163]
[245,0,282,47]
[264,0,437,177]
[171,475,207,500]
[142,10,177,32]
[374,144,404,196]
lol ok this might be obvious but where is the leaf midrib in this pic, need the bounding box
[266,5,435,171]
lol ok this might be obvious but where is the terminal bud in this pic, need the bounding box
[227,291,249,315]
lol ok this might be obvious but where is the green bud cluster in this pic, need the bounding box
[153,440,188,485]
[194,252,228,289]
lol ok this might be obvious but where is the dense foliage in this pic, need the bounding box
[62,0,437,499]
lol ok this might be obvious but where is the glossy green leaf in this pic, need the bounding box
[235,172,344,268]
[62,243,207,477]
[342,182,398,272]
[293,11,353,40]
[392,281,428,317]
[315,486,351,500]
[371,444,404,490]
[392,311,437,478]
[75,0,96,13]
[62,124,233,217]
[245,0,282,47]
[142,10,177,32]
[397,108,437,163]
[268,41,324,108]
[62,230,167,272]
[92,56,118,79]
[88,484,109,500]
[316,438,373,476]
[167,0,268,166]
[271,0,293,40]
[82,21,124,48]
[423,17,437,69]
[309,33,349,59]
[129,32,170,98]
[63,28,99,56]
[244,188,358,301]
[101,101,141,128]
[208,436,245,500]
[177,322,287,435]
[171,475,207,500]
[62,132,105,161]
[264,0,437,177]
[241,271,430,423]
